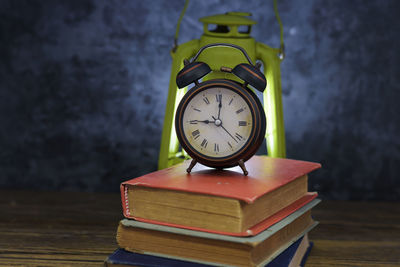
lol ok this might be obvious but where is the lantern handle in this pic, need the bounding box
[273,0,285,60]
[172,0,190,53]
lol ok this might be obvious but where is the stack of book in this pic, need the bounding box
[105,156,321,267]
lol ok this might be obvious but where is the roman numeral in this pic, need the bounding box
[227,142,233,148]
[192,129,200,139]
[189,120,198,124]
[235,133,243,141]
[203,97,210,104]
[238,121,247,126]
[236,108,244,114]
[214,143,219,152]
[201,138,208,148]
[216,94,222,102]
[193,108,201,112]
[228,98,233,105]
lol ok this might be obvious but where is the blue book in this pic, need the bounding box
[105,234,313,267]
[266,235,313,267]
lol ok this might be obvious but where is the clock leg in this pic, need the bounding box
[238,159,248,176]
[186,159,197,174]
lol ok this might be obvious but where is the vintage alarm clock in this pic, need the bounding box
[175,43,267,175]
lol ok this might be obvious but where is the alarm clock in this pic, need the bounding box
[175,43,267,175]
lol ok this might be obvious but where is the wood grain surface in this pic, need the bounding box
[0,190,399,266]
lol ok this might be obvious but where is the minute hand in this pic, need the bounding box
[217,94,222,119]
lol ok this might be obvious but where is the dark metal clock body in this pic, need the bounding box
[175,79,266,170]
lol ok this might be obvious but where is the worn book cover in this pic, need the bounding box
[120,155,321,236]
[116,199,320,267]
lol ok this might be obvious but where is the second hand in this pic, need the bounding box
[212,116,237,143]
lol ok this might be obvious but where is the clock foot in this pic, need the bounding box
[187,159,197,174]
[238,159,248,176]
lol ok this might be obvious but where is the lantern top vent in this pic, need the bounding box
[200,12,256,37]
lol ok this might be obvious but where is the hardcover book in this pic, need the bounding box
[105,234,312,267]
[120,156,321,236]
[267,234,313,267]
[116,198,320,267]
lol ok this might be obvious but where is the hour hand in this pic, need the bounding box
[190,119,215,124]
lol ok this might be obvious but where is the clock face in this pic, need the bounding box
[175,80,266,168]
[181,87,253,158]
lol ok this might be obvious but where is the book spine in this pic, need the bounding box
[120,184,131,218]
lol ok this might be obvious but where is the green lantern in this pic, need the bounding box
[158,5,286,170]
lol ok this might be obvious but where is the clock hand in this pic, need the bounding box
[221,125,238,143]
[211,115,237,143]
[190,119,215,124]
[217,94,222,120]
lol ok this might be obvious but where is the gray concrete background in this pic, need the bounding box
[0,0,399,200]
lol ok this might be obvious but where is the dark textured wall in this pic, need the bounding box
[0,0,399,200]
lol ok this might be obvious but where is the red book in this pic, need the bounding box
[121,156,321,236]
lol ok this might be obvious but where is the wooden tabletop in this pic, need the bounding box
[0,190,399,266]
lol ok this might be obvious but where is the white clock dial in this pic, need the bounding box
[182,87,253,158]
